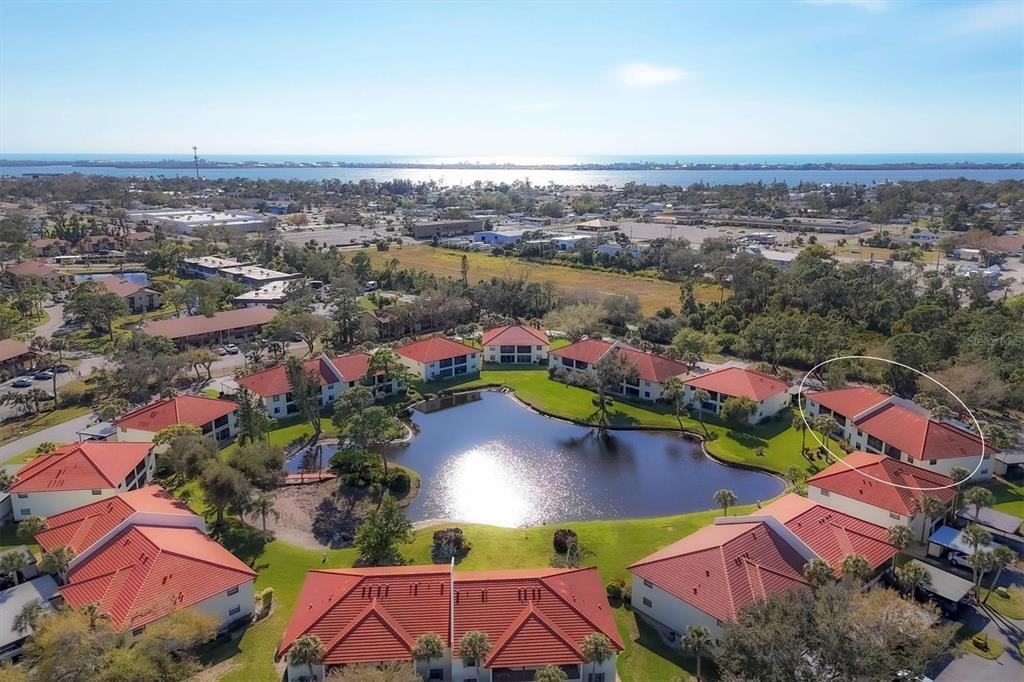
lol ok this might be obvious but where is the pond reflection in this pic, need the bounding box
[388,391,783,527]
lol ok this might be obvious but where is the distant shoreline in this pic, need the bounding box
[3,159,1022,172]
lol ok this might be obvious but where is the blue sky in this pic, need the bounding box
[1,0,1021,155]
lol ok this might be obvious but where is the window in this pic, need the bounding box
[439,358,453,368]
[500,345,515,353]
[229,606,241,616]
[464,658,476,668]
[642,597,653,608]
[273,395,281,402]
[562,357,573,368]
[929,459,937,465]
[889,512,901,520]
[20,509,30,516]
[227,586,239,596]
[536,345,543,351]
[132,626,146,636]
[428,670,443,681]
[819,489,830,497]
[17,493,27,499]
[92,489,102,495]
[589,674,606,682]
[643,579,653,588]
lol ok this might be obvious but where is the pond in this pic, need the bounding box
[302,390,784,527]
[73,271,150,285]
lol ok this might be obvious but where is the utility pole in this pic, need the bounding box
[192,145,200,181]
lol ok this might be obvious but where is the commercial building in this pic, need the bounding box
[411,220,485,239]
[276,565,622,682]
[550,339,689,401]
[396,337,480,381]
[472,228,531,245]
[140,306,277,347]
[481,325,549,364]
[96,277,161,313]
[237,352,397,418]
[683,366,791,424]
[802,386,993,478]
[8,442,157,520]
[806,452,955,541]
[129,209,271,234]
[550,235,595,251]
[576,219,619,232]
[217,264,301,290]
[180,256,250,279]
[234,279,305,307]
[113,394,239,444]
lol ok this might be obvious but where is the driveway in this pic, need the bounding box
[933,602,1023,681]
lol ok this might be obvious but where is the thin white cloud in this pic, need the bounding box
[945,1,1024,37]
[802,0,888,11]
[612,62,692,87]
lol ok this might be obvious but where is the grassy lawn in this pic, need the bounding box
[981,587,1024,620]
[214,503,754,682]
[958,632,1005,660]
[418,366,822,478]
[0,405,92,447]
[363,245,724,315]
[985,477,1024,522]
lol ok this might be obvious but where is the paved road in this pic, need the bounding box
[0,412,96,466]
[933,602,1023,682]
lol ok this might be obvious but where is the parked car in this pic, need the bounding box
[948,551,972,569]
[11,378,32,388]
[33,370,54,381]
[53,364,72,373]
[223,344,240,354]
[215,346,228,356]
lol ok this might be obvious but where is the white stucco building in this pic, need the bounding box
[549,338,690,402]
[395,337,481,381]
[481,325,549,364]
[683,366,791,424]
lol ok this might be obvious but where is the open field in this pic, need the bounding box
[362,245,725,314]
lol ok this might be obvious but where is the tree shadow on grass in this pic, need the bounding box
[211,518,269,567]
[311,488,368,549]
[629,608,711,681]
[725,429,767,450]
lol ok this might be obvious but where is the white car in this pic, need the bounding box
[223,344,240,354]
[948,551,973,569]
[215,346,228,356]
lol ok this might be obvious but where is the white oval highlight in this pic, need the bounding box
[796,355,986,491]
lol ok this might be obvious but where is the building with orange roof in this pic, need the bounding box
[481,325,550,364]
[276,565,621,682]
[682,366,791,424]
[803,386,994,479]
[94,276,161,314]
[629,516,815,640]
[139,306,277,348]
[0,338,36,377]
[806,451,956,540]
[60,524,256,635]
[113,394,238,444]
[9,442,156,521]
[4,259,66,288]
[549,338,690,402]
[395,337,480,381]
[236,352,397,419]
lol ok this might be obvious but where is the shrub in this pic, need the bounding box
[606,578,625,601]
[553,528,578,555]
[621,584,632,604]
[431,527,471,563]
[387,469,411,496]
[58,382,89,406]
[260,587,274,609]
[972,633,989,651]
[330,448,384,487]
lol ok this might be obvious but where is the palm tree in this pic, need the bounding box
[713,488,737,517]
[792,413,808,457]
[247,492,279,532]
[949,466,970,516]
[0,549,29,586]
[968,550,996,599]
[459,629,491,681]
[41,545,75,582]
[25,388,51,414]
[581,632,613,681]
[288,634,325,682]
[963,486,994,523]
[692,388,711,437]
[784,464,804,490]
[533,666,568,682]
[962,524,994,597]
[886,524,913,569]
[660,376,687,432]
[982,545,1018,604]
[14,599,47,634]
[894,561,931,596]
[80,602,108,629]
[682,624,713,680]
[412,632,446,673]
[841,553,872,584]
[811,414,839,454]
[49,338,66,362]
[16,515,47,543]
[802,558,835,588]
[915,494,946,543]
[930,404,954,422]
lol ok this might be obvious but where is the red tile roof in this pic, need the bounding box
[550,339,689,384]
[761,493,897,575]
[10,442,154,493]
[236,353,371,397]
[0,338,32,364]
[6,260,58,277]
[36,485,196,555]
[629,521,809,622]
[684,366,789,401]
[805,386,888,417]
[481,325,549,347]
[395,338,477,364]
[97,277,152,298]
[277,566,621,667]
[140,306,277,340]
[853,402,988,461]
[114,395,237,433]
[60,524,255,631]
[807,451,955,515]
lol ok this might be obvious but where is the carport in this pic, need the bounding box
[927,525,1000,558]
[958,507,1024,552]
[909,560,973,614]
